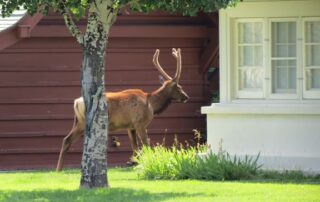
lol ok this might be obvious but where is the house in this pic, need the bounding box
[0,10,217,169]
[202,0,320,173]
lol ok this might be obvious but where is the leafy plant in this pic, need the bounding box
[134,143,262,181]
[134,133,320,182]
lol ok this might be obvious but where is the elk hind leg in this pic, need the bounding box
[56,121,83,171]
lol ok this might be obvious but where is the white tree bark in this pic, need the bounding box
[62,0,117,188]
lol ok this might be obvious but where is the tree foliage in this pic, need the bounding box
[1,0,240,19]
[127,0,240,16]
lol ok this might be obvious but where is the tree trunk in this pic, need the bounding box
[79,12,109,188]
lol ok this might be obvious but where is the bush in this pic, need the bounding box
[133,131,320,182]
[134,144,261,181]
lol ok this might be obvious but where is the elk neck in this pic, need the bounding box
[148,84,172,115]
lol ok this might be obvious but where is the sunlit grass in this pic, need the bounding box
[0,168,319,202]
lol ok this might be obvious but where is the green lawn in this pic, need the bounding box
[0,168,319,202]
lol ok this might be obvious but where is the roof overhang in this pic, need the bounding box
[0,12,43,51]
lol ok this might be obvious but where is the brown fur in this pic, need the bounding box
[56,48,188,171]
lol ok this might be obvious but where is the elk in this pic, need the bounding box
[56,48,189,171]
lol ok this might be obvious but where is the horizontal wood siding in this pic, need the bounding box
[0,13,213,170]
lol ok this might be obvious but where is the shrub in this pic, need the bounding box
[134,144,261,181]
[134,131,320,182]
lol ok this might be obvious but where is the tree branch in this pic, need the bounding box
[91,0,118,33]
[60,1,84,46]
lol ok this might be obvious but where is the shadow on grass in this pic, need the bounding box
[0,187,209,202]
[111,167,134,172]
[245,171,320,185]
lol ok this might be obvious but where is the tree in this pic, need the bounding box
[0,0,239,188]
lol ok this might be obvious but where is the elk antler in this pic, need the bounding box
[153,49,172,80]
[172,48,182,83]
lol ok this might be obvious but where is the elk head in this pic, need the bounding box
[152,48,189,103]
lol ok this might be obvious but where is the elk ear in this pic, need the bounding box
[159,75,165,84]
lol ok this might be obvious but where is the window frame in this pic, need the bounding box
[232,17,320,100]
[302,17,320,99]
[268,18,300,100]
[234,18,265,99]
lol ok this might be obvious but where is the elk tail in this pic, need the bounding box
[74,97,86,125]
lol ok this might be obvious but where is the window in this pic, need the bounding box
[236,20,264,98]
[234,18,320,99]
[271,21,297,95]
[304,19,320,98]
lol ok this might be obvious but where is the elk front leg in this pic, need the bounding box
[56,125,83,171]
[136,127,150,146]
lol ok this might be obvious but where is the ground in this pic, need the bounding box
[0,168,319,202]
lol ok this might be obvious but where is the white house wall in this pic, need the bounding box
[202,0,320,173]
[203,104,320,172]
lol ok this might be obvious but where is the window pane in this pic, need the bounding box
[275,60,288,67]
[288,45,296,57]
[239,22,253,43]
[307,69,320,89]
[239,45,263,67]
[239,46,263,67]
[288,60,296,66]
[305,21,320,43]
[254,22,263,43]
[273,22,287,43]
[311,69,320,88]
[254,46,263,66]
[272,60,296,93]
[275,67,288,89]
[239,46,253,66]
[239,68,263,89]
[239,22,263,44]
[288,68,297,89]
[273,45,288,57]
[288,22,297,43]
[306,45,320,66]
[272,21,296,58]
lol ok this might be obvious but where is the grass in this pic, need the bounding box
[0,168,319,202]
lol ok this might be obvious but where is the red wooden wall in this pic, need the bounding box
[0,12,216,170]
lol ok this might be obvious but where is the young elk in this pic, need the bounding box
[56,48,189,171]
